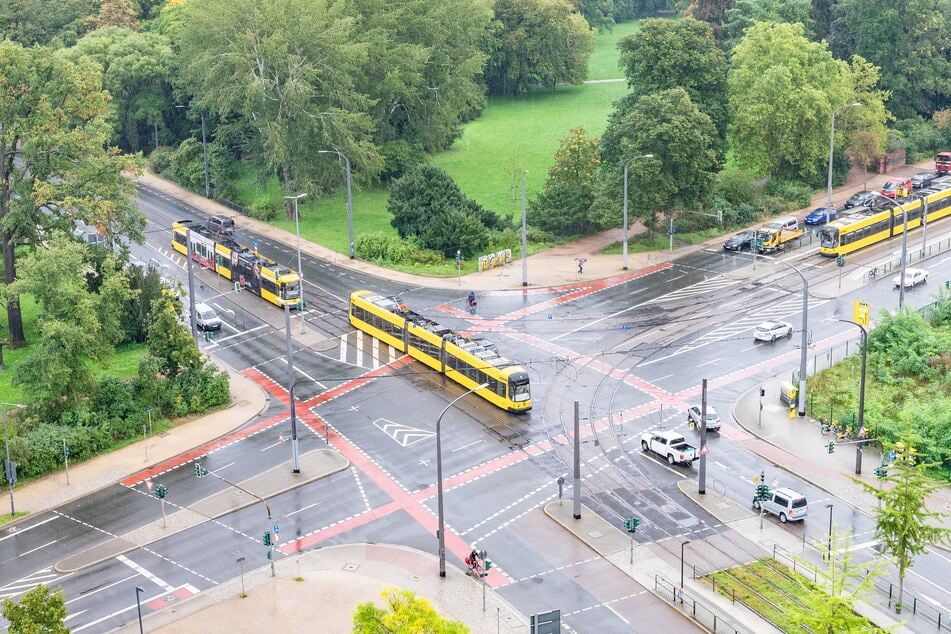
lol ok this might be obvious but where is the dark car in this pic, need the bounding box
[843,190,876,209]
[803,207,838,225]
[911,172,936,189]
[206,215,235,238]
[723,230,756,251]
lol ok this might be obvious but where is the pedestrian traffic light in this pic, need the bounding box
[483,559,493,576]
[827,441,836,454]
[263,531,272,547]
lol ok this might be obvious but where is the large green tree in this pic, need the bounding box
[0,39,142,348]
[2,584,69,634]
[484,0,595,96]
[617,18,728,150]
[860,441,951,613]
[592,88,718,231]
[175,0,382,195]
[721,0,813,50]
[66,27,175,153]
[831,0,951,118]
[0,0,96,47]
[529,127,602,236]
[727,22,889,182]
[353,588,468,634]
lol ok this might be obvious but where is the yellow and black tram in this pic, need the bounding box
[818,180,951,257]
[171,220,301,308]
[348,290,531,412]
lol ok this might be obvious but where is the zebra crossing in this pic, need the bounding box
[645,274,742,304]
[338,331,403,369]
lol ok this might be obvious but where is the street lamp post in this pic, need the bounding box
[135,586,145,634]
[317,150,354,259]
[521,171,528,287]
[3,403,26,516]
[825,504,834,562]
[826,103,862,214]
[284,193,308,333]
[872,193,910,311]
[284,304,301,473]
[622,154,654,270]
[839,319,868,474]
[680,540,691,602]
[436,382,489,578]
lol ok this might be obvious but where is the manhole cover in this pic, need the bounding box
[344,563,360,572]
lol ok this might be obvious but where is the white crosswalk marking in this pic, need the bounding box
[339,332,401,369]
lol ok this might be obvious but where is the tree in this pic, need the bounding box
[2,584,69,634]
[847,130,883,188]
[592,88,718,232]
[347,0,492,158]
[684,0,733,42]
[860,440,951,613]
[0,0,97,47]
[721,0,813,50]
[529,127,601,236]
[483,0,596,97]
[617,18,729,151]
[0,39,142,349]
[93,0,139,30]
[352,588,468,634]
[66,27,174,153]
[727,22,886,182]
[145,289,204,378]
[175,0,382,195]
[831,0,951,119]
[6,233,135,417]
[388,165,492,257]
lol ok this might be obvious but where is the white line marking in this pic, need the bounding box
[285,502,320,517]
[452,440,484,453]
[0,516,59,541]
[117,554,174,592]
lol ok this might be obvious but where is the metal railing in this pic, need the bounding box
[653,573,754,634]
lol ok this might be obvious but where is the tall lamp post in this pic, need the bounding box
[872,192,910,311]
[521,170,528,287]
[825,504,834,562]
[838,319,868,474]
[436,382,489,578]
[317,150,354,259]
[135,586,145,634]
[284,193,308,332]
[826,103,862,214]
[622,154,654,270]
[3,402,27,516]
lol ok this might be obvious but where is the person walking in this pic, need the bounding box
[576,257,586,274]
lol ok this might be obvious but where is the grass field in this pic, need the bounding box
[264,22,637,257]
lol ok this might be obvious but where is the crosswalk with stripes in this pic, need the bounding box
[338,331,403,369]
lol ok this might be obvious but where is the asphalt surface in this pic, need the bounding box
[6,163,950,633]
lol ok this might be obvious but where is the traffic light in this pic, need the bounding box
[759,386,766,397]
[263,531,272,547]
[194,462,208,478]
[836,255,846,267]
[64,445,70,457]
[624,518,640,533]
[482,559,493,576]
[754,484,771,501]
[875,466,888,479]
[154,484,168,499]
[827,441,836,454]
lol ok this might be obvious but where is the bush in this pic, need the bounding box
[148,147,175,175]
[713,170,762,207]
[356,232,415,262]
[248,196,280,221]
[404,247,445,265]
[764,180,812,208]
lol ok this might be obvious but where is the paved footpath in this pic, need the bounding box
[6,162,949,632]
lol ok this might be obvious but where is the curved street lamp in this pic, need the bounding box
[622,154,654,271]
[436,382,489,578]
[284,193,308,333]
[826,103,862,212]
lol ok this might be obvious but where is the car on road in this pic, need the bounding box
[880,177,913,198]
[723,230,756,251]
[803,207,838,225]
[687,405,721,432]
[753,320,793,342]
[892,268,928,288]
[194,302,222,331]
[753,487,809,523]
[843,190,876,209]
[911,172,936,189]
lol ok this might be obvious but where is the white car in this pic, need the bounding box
[892,268,928,288]
[686,405,721,432]
[753,320,793,342]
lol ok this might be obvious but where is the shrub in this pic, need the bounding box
[356,232,415,262]
[714,170,762,207]
[764,180,812,208]
[248,196,280,221]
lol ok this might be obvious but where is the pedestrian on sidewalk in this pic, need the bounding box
[576,257,586,274]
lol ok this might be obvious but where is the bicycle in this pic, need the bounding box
[866,266,879,281]
[819,418,832,435]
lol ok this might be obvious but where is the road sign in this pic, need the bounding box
[853,300,871,326]
[887,449,896,462]
[698,445,711,456]
[273,523,280,534]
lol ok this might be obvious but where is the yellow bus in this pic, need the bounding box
[348,290,531,412]
[171,220,301,308]
[818,181,951,256]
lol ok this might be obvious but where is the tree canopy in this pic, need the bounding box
[353,588,468,634]
[484,0,595,96]
[2,584,69,634]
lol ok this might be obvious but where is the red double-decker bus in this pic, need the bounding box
[937,151,951,176]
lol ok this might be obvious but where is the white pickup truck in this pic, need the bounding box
[640,430,699,466]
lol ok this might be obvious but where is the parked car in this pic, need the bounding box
[880,177,913,198]
[911,172,936,189]
[723,230,756,251]
[686,405,721,432]
[753,487,809,523]
[892,268,928,288]
[753,320,793,342]
[765,215,800,232]
[843,190,876,209]
[803,207,838,225]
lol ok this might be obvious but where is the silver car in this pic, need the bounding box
[686,405,721,432]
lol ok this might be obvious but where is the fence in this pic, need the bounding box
[653,574,753,634]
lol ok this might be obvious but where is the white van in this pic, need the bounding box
[195,302,222,331]
[753,487,808,523]
[765,216,799,232]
